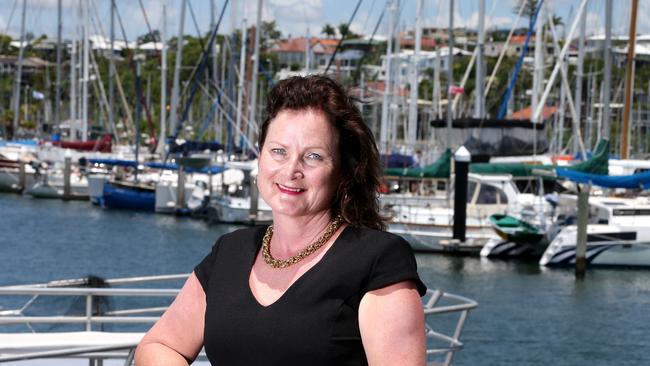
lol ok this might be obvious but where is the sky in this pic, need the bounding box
[0,0,646,43]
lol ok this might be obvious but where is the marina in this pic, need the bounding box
[2,194,650,365]
[2,0,650,363]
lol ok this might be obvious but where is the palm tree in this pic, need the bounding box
[321,24,336,38]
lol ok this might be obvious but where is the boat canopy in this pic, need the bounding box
[470,162,553,177]
[384,149,451,179]
[555,169,650,189]
[564,139,609,175]
[429,118,549,159]
[470,139,610,177]
[145,162,224,174]
[380,153,417,168]
[87,158,137,167]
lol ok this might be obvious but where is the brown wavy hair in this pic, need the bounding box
[258,75,386,230]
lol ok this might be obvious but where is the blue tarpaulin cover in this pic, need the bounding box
[555,169,650,189]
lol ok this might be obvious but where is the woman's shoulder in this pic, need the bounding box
[342,226,411,252]
[216,226,267,249]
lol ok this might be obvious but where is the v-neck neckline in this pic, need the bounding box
[247,225,350,308]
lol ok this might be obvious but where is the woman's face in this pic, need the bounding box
[258,108,340,219]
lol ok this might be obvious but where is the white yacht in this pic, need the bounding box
[384,173,552,253]
[540,196,650,267]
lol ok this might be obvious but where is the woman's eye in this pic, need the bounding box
[270,148,286,156]
[306,152,323,161]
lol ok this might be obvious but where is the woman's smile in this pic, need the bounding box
[276,183,305,195]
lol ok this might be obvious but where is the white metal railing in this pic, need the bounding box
[422,289,478,366]
[0,274,477,366]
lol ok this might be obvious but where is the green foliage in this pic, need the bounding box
[137,30,160,44]
[338,23,359,40]
[321,24,336,38]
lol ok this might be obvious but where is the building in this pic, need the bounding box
[269,37,337,69]
[378,47,472,81]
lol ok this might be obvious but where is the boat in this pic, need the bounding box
[480,214,549,258]
[383,173,549,253]
[205,160,273,225]
[540,196,650,267]
[24,166,89,199]
[100,180,156,211]
[489,214,545,244]
[51,134,113,153]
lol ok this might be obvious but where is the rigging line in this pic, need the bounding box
[496,0,545,120]
[324,0,364,74]
[187,0,209,56]
[361,0,377,32]
[173,0,230,140]
[352,2,385,82]
[89,0,108,45]
[114,3,157,141]
[137,0,159,51]
[3,0,18,35]
[162,0,231,165]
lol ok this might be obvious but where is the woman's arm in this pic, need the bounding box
[135,272,206,366]
[359,281,426,366]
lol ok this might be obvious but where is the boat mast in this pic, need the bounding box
[248,0,263,144]
[109,0,115,143]
[81,0,90,141]
[11,0,27,139]
[407,0,423,148]
[532,3,544,120]
[602,0,612,141]
[574,3,587,153]
[235,16,247,148]
[55,0,62,134]
[433,47,441,120]
[156,3,167,155]
[446,0,455,149]
[380,0,395,154]
[474,0,485,119]
[168,0,187,140]
[70,2,78,139]
[621,0,638,159]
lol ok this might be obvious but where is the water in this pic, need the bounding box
[2,194,650,365]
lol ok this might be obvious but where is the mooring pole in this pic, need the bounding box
[249,172,259,223]
[63,156,72,200]
[18,161,26,192]
[453,146,471,242]
[177,165,185,210]
[575,185,590,278]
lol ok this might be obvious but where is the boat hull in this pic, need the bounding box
[101,182,155,211]
[540,225,650,267]
[388,222,496,253]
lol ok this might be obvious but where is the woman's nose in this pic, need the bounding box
[287,155,305,179]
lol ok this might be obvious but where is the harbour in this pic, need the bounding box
[2,0,650,363]
[2,193,650,365]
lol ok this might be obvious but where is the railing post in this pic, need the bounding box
[86,294,93,331]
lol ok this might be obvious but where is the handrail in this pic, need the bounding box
[0,275,478,366]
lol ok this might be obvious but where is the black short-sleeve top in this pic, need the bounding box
[194,225,427,366]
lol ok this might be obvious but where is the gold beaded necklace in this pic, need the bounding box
[261,215,343,269]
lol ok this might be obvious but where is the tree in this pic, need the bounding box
[137,30,160,44]
[512,0,540,27]
[337,23,359,39]
[321,23,336,38]
[261,21,282,50]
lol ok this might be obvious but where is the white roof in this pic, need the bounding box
[88,35,136,51]
[613,43,650,56]
[137,41,163,51]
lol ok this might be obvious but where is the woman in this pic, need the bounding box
[135,75,427,365]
